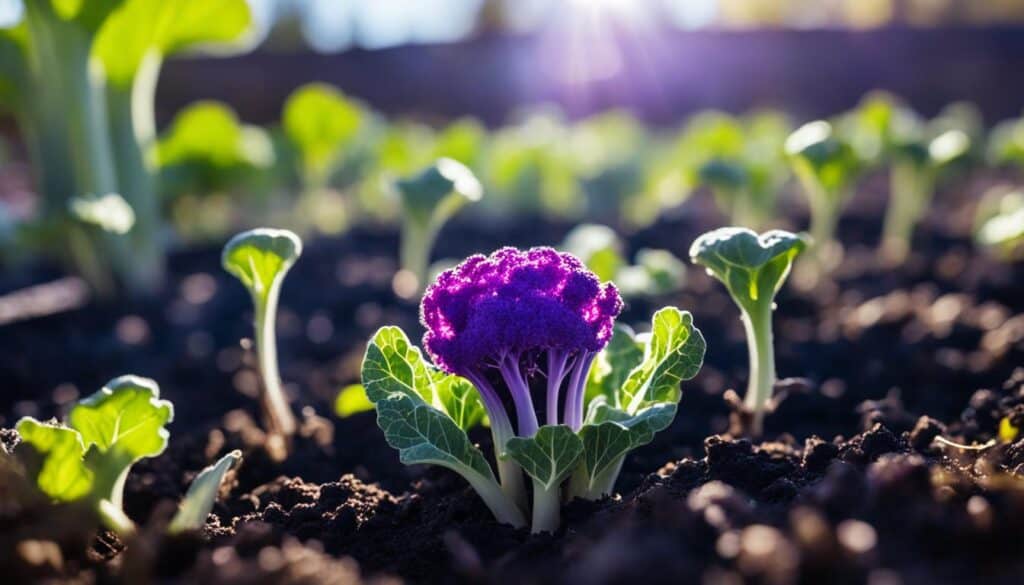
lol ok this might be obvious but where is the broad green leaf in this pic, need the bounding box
[578,402,676,490]
[95,0,252,87]
[585,324,644,406]
[689,228,806,314]
[68,375,173,461]
[334,384,375,418]
[221,228,302,302]
[375,393,494,480]
[283,83,363,178]
[167,450,241,534]
[435,375,486,431]
[397,158,483,225]
[433,118,486,166]
[620,308,706,411]
[158,101,267,169]
[561,224,624,283]
[785,121,860,194]
[48,0,122,33]
[14,418,92,501]
[361,326,435,405]
[505,425,583,491]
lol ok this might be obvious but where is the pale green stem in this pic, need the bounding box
[400,216,434,294]
[462,468,526,528]
[880,161,932,265]
[530,478,561,534]
[741,302,776,438]
[567,455,624,502]
[253,281,297,447]
[106,51,165,294]
[98,499,137,539]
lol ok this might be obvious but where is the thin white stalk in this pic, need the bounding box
[530,478,561,534]
[253,280,297,451]
[741,302,776,438]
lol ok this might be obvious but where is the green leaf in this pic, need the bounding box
[785,120,860,194]
[158,101,269,170]
[585,324,644,406]
[48,0,123,33]
[334,384,375,418]
[397,158,483,225]
[505,425,583,491]
[375,393,494,480]
[361,326,435,406]
[14,418,92,501]
[435,374,486,431]
[95,0,252,87]
[221,228,302,303]
[561,224,624,283]
[68,375,173,461]
[167,450,241,534]
[578,402,676,490]
[688,227,806,314]
[620,308,706,411]
[283,83,363,179]
[362,326,484,429]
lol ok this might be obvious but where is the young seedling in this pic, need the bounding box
[222,228,303,460]
[362,247,705,533]
[784,121,859,278]
[690,227,805,437]
[166,450,242,534]
[975,187,1024,260]
[561,223,686,298]
[14,376,241,538]
[880,128,972,264]
[394,158,483,297]
[15,376,174,538]
[283,83,364,233]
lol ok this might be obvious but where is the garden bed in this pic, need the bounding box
[3,185,1024,584]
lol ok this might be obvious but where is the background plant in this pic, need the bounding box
[0,0,254,296]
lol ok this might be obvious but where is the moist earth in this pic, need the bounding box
[2,184,1024,584]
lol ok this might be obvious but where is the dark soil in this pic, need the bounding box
[3,180,1024,584]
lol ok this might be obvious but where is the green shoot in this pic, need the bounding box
[167,450,242,534]
[785,121,860,278]
[394,158,483,297]
[222,228,303,460]
[283,83,364,233]
[690,227,806,437]
[975,186,1024,260]
[15,376,174,538]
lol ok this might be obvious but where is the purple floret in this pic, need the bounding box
[421,247,622,436]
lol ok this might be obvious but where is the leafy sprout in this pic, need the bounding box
[363,248,704,533]
[167,450,242,535]
[283,83,364,185]
[785,120,860,276]
[975,186,1024,260]
[690,227,805,437]
[158,101,273,195]
[394,158,483,297]
[15,376,173,537]
[880,124,973,264]
[561,223,686,298]
[692,111,792,229]
[222,228,303,460]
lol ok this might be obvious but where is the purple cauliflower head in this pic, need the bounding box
[421,247,622,376]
